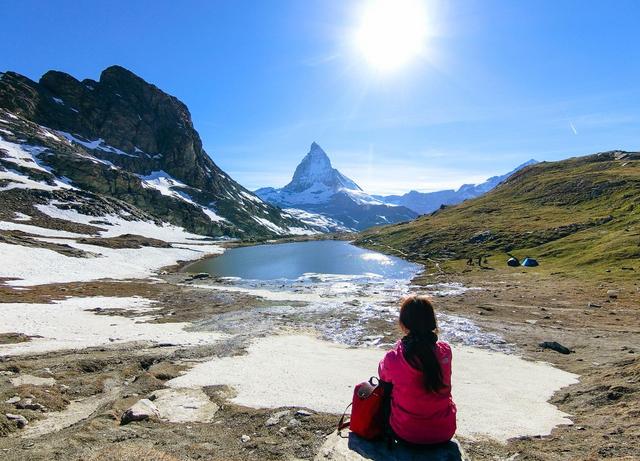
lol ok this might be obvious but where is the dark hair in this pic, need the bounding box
[399,295,445,392]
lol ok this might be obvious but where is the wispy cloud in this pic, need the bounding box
[569,121,578,135]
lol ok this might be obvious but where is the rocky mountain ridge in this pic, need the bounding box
[0,66,312,238]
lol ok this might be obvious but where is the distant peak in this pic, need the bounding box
[282,142,361,194]
[309,142,327,156]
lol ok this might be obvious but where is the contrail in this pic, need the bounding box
[569,121,578,135]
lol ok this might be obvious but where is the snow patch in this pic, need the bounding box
[202,207,227,223]
[39,128,63,142]
[341,188,385,205]
[0,221,87,238]
[240,190,263,204]
[0,137,51,173]
[286,227,318,236]
[35,201,211,241]
[252,216,287,235]
[12,212,32,222]
[57,131,137,157]
[283,208,352,233]
[0,239,223,286]
[137,171,227,223]
[0,296,225,355]
[167,334,577,442]
[138,170,192,200]
[0,169,72,192]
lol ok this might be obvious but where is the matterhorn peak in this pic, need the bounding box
[254,142,418,230]
[309,141,326,155]
[304,142,331,166]
[283,142,360,194]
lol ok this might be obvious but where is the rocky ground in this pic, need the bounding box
[0,257,638,460]
[413,264,640,461]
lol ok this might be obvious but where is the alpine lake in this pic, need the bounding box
[184,240,510,350]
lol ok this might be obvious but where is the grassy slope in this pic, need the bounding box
[355,151,640,279]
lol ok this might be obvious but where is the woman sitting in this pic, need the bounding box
[378,295,457,445]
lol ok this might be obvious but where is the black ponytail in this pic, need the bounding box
[399,296,445,392]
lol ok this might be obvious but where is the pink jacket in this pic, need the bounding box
[378,340,457,444]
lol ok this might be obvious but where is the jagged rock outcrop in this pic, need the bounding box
[0,66,312,238]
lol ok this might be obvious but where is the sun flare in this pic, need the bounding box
[354,0,429,72]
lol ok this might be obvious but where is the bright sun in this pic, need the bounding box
[354,0,429,73]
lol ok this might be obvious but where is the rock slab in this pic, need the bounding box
[150,388,219,423]
[316,432,468,461]
[121,398,160,425]
[10,374,56,387]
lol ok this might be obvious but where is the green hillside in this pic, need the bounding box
[355,151,640,278]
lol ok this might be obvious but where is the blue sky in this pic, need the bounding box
[1,0,639,194]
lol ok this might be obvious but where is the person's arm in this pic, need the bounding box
[441,342,453,389]
[378,349,395,383]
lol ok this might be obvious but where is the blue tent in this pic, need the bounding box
[522,257,539,267]
[507,257,519,267]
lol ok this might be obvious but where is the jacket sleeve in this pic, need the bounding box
[378,349,395,383]
[439,342,453,388]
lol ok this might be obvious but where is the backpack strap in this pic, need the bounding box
[337,402,352,437]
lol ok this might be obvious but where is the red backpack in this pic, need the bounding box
[338,377,392,440]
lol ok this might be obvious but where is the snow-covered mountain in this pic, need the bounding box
[256,143,418,231]
[0,66,314,238]
[374,159,539,215]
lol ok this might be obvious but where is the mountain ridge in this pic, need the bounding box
[374,159,538,215]
[0,66,312,238]
[356,150,640,276]
[255,143,418,231]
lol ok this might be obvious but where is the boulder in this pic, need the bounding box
[149,388,219,423]
[120,398,160,425]
[539,341,572,354]
[316,432,468,460]
[287,418,302,428]
[5,413,28,429]
[15,399,46,411]
[265,410,290,427]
